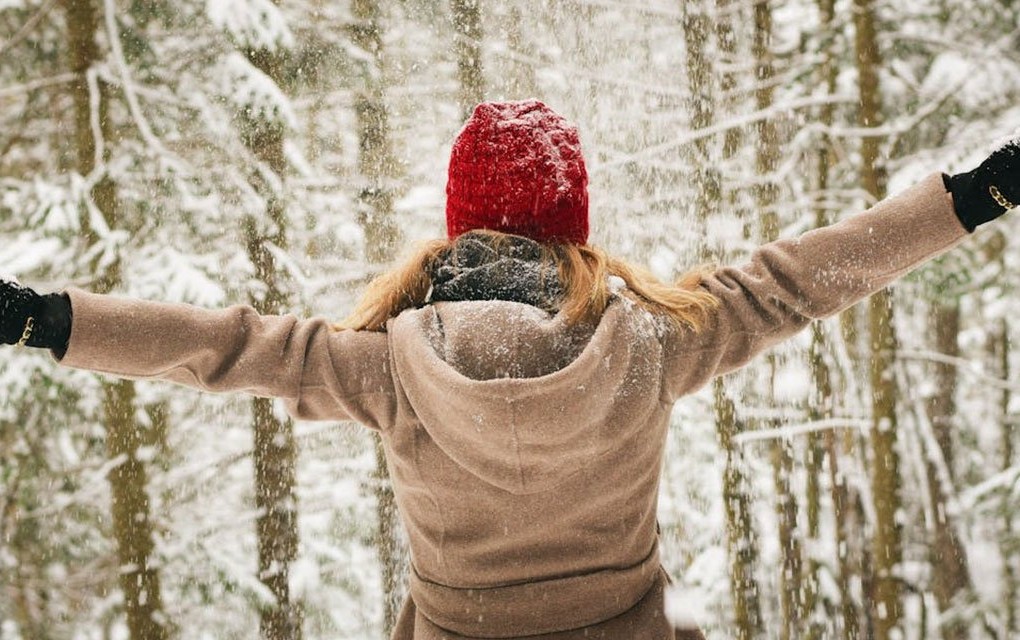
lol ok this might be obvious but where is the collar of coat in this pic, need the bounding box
[426,233,564,313]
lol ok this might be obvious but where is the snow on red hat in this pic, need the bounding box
[446,100,589,245]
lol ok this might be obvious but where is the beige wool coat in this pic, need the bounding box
[58,174,967,639]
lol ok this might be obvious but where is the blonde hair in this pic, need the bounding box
[336,230,718,332]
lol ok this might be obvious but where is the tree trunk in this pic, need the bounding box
[809,1,856,636]
[502,6,536,99]
[986,230,1016,635]
[818,5,870,634]
[104,379,169,640]
[814,329,865,640]
[683,0,719,227]
[715,381,764,639]
[372,434,402,636]
[714,0,741,170]
[926,302,970,639]
[851,1,903,636]
[805,330,827,640]
[451,0,485,118]
[61,2,168,638]
[994,313,1016,634]
[349,1,405,635]
[238,41,303,640]
[769,434,802,640]
[752,2,806,637]
[868,297,901,640]
[683,4,762,636]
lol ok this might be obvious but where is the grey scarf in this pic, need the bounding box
[427,233,565,313]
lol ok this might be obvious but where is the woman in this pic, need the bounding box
[2,100,1018,639]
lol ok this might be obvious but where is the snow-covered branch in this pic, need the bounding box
[0,72,76,99]
[733,417,870,445]
[595,94,856,172]
[0,0,58,57]
[102,0,172,159]
[897,349,1020,392]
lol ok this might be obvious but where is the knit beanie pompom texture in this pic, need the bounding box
[446,100,589,245]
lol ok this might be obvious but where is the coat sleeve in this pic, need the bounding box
[662,172,969,401]
[57,289,397,430]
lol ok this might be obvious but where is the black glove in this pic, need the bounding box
[0,279,72,355]
[944,138,1020,232]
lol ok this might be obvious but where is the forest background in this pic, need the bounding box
[2,0,1020,639]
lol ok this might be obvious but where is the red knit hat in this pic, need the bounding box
[446,100,589,245]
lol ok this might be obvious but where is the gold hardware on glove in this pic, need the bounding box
[990,185,1016,212]
[16,316,34,347]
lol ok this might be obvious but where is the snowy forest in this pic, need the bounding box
[2,0,1020,639]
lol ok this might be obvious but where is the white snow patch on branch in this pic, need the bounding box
[220,52,297,129]
[103,0,174,161]
[734,417,871,445]
[207,0,294,51]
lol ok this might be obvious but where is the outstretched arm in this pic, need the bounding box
[663,138,1019,400]
[0,285,395,428]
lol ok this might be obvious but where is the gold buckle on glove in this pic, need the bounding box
[990,185,1016,212]
[16,317,34,347]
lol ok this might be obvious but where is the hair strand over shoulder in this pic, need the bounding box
[336,231,718,332]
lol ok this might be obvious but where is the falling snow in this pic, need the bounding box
[2,1,1020,640]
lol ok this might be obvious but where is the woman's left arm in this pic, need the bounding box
[7,287,395,428]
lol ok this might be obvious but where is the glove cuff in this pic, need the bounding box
[943,169,1007,232]
[24,293,72,357]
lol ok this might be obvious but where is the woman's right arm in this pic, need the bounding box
[661,173,964,400]
[662,135,1019,400]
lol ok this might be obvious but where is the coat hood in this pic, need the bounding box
[388,298,664,495]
